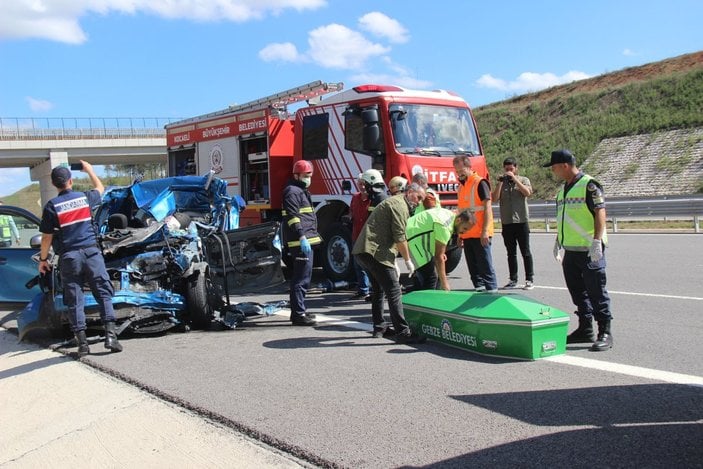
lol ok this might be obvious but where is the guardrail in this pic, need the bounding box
[0,117,179,140]
[522,195,703,233]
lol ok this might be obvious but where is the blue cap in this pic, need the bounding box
[51,166,72,186]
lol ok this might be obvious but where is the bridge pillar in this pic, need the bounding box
[30,150,69,207]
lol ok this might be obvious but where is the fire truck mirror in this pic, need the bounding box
[361,108,379,124]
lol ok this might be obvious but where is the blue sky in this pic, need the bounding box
[0,0,701,197]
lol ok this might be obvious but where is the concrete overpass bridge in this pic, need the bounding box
[0,117,175,205]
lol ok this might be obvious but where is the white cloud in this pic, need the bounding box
[0,0,327,43]
[476,70,591,92]
[358,12,409,44]
[26,97,54,112]
[259,42,303,62]
[623,48,637,56]
[306,24,389,69]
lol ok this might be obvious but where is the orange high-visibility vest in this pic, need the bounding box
[457,172,493,239]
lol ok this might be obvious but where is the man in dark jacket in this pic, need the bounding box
[282,160,322,326]
[38,161,122,356]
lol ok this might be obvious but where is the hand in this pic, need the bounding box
[588,239,603,262]
[404,258,416,277]
[553,239,563,263]
[38,259,52,274]
[15,238,20,246]
[299,237,311,255]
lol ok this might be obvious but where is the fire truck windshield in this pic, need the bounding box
[389,103,481,156]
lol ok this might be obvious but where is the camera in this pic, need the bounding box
[497,175,510,182]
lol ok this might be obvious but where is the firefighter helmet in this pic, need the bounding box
[388,176,407,193]
[292,160,314,174]
[361,168,384,186]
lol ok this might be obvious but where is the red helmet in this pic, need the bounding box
[292,160,314,174]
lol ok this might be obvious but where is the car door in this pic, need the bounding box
[0,206,42,302]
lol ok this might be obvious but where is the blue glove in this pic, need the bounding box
[300,236,312,255]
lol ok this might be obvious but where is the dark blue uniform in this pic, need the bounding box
[282,179,321,319]
[40,189,115,332]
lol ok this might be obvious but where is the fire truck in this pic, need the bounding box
[165,81,488,281]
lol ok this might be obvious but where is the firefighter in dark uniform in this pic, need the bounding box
[282,160,321,326]
[38,162,122,356]
[544,149,613,351]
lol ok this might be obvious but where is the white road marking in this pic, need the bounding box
[280,310,703,388]
[535,285,703,301]
[545,355,703,387]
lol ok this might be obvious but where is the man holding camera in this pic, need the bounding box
[492,157,535,290]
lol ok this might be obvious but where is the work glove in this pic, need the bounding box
[553,239,563,263]
[404,258,416,278]
[299,236,312,255]
[588,239,603,262]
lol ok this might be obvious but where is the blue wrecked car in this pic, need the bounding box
[18,174,285,340]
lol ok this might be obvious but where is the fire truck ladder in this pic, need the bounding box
[228,80,344,114]
[174,81,344,125]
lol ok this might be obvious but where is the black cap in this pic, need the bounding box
[542,149,575,167]
[51,166,72,186]
[503,157,517,166]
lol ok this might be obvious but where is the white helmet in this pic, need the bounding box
[361,168,384,186]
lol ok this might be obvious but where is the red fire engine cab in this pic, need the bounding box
[165,81,487,281]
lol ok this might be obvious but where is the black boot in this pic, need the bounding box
[75,330,90,357]
[290,313,316,326]
[104,321,123,352]
[566,315,595,344]
[591,320,613,351]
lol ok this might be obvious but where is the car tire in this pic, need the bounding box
[320,222,354,281]
[186,270,213,330]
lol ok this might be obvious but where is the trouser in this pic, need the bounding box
[289,246,314,316]
[60,246,115,332]
[353,256,370,295]
[501,222,534,282]
[562,250,612,322]
[462,237,498,290]
[354,253,411,334]
[414,261,438,290]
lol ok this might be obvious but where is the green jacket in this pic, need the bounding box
[406,207,455,267]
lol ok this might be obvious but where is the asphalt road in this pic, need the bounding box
[4,233,703,468]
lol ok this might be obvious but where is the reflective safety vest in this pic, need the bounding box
[557,175,608,251]
[406,207,455,267]
[0,215,11,240]
[457,172,493,239]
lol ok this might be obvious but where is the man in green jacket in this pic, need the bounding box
[352,183,425,342]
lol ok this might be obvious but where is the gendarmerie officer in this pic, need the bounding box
[544,149,613,351]
[38,161,122,356]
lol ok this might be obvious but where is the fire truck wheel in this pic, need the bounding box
[320,222,354,281]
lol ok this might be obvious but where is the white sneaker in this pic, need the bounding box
[523,280,534,290]
[474,286,486,292]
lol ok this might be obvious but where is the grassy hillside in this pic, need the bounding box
[473,51,703,199]
[4,176,134,217]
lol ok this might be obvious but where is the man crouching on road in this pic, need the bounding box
[38,161,122,356]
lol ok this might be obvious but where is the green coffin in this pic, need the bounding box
[403,290,570,360]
